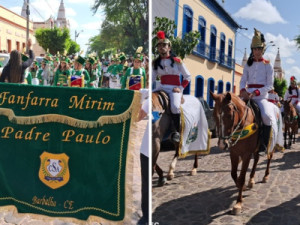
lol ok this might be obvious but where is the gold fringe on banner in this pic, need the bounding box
[0,91,143,224]
[0,91,141,128]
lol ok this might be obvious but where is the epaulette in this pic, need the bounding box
[173,57,182,63]
[263,59,270,64]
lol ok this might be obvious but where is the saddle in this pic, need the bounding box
[245,99,264,136]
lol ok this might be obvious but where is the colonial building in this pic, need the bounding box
[152,0,240,107]
[0,5,34,52]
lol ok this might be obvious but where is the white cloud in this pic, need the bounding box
[8,6,21,15]
[66,8,76,17]
[67,0,95,6]
[233,0,287,24]
[68,18,79,29]
[81,21,102,30]
[285,66,300,81]
[264,33,297,58]
[286,58,295,64]
[30,0,60,22]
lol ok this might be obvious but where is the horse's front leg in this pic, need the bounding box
[262,150,274,183]
[232,155,251,215]
[191,153,198,176]
[230,153,239,186]
[167,146,179,180]
[284,127,287,149]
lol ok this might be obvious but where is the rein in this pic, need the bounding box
[219,100,251,148]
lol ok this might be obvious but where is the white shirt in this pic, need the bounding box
[240,60,274,99]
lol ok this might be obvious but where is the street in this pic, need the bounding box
[152,137,300,225]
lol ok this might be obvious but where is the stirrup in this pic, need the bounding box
[171,132,180,143]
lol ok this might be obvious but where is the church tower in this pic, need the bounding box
[273,48,285,80]
[241,48,247,67]
[56,0,69,28]
[21,0,27,18]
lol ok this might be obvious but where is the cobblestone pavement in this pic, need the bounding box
[152,137,300,225]
[0,119,147,225]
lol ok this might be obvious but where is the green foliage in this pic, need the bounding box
[274,77,287,98]
[35,27,71,55]
[152,17,200,59]
[66,40,80,55]
[89,0,148,56]
[295,34,300,49]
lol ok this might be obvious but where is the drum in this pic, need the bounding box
[126,75,143,90]
[69,75,84,87]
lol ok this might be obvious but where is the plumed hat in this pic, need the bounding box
[156,30,171,46]
[134,46,143,61]
[251,28,266,50]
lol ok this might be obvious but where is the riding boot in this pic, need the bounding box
[258,125,272,156]
[171,113,181,143]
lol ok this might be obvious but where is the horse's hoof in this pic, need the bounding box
[262,176,269,183]
[232,204,242,215]
[157,177,167,187]
[248,180,255,189]
[190,168,197,176]
[167,173,174,180]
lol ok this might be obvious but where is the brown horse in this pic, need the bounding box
[210,91,276,214]
[283,99,298,148]
[152,91,199,186]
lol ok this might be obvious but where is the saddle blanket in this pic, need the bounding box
[179,95,211,158]
[267,102,284,155]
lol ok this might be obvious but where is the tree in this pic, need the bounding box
[295,34,300,49]
[152,17,200,59]
[66,40,80,55]
[35,27,71,55]
[274,77,287,98]
[89,0,148,55]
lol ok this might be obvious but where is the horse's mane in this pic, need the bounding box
[152,91,170,112]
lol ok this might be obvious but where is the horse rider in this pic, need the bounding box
[240,28,277,156]
[284,76,300,113]
[152,30,191,142]
[267,88,280,107]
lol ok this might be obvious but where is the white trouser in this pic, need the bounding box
[294,102,300,114]
[154,84,182,114]
[253,98,274,126]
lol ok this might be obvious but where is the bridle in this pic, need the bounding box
[218,100,250,148]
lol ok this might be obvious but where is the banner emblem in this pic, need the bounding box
[39,152,70,189]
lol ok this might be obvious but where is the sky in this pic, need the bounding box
[0,0,105,54]
[216,0,300,82]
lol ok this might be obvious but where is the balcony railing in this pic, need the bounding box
[193,41,235,70]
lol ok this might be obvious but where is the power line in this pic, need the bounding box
[29,3,45,21]
[44,0,56,16]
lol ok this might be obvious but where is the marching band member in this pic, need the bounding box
[122,46,146,90]
[53,55,71,86]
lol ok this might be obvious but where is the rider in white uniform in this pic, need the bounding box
[284,76,300,113]
[240,28,276,156]
[152,31,191,142]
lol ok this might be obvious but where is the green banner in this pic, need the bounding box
[0,83,139,222]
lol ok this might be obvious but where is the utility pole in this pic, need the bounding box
[26,0,30,52]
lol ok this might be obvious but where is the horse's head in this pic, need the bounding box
[283,99,296,121]
[210,91,247,150]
